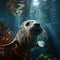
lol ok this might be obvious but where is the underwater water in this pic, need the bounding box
[0,0,60,60]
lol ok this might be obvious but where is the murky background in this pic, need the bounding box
[0,0,60,60]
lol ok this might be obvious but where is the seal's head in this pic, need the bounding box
[20,20,42,38]
[18,20,42,50]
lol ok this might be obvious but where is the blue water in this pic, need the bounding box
[0,0,60,60]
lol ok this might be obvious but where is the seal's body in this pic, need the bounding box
[0,20,42,60]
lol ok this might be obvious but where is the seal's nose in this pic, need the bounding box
[34,23,40,27]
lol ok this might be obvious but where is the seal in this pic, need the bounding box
[0,20,43,60]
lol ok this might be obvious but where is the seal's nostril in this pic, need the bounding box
[34,23,40,27]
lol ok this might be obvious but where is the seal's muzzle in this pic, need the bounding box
[30,23,42,36]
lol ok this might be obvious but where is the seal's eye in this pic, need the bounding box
[26,22,30,26]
